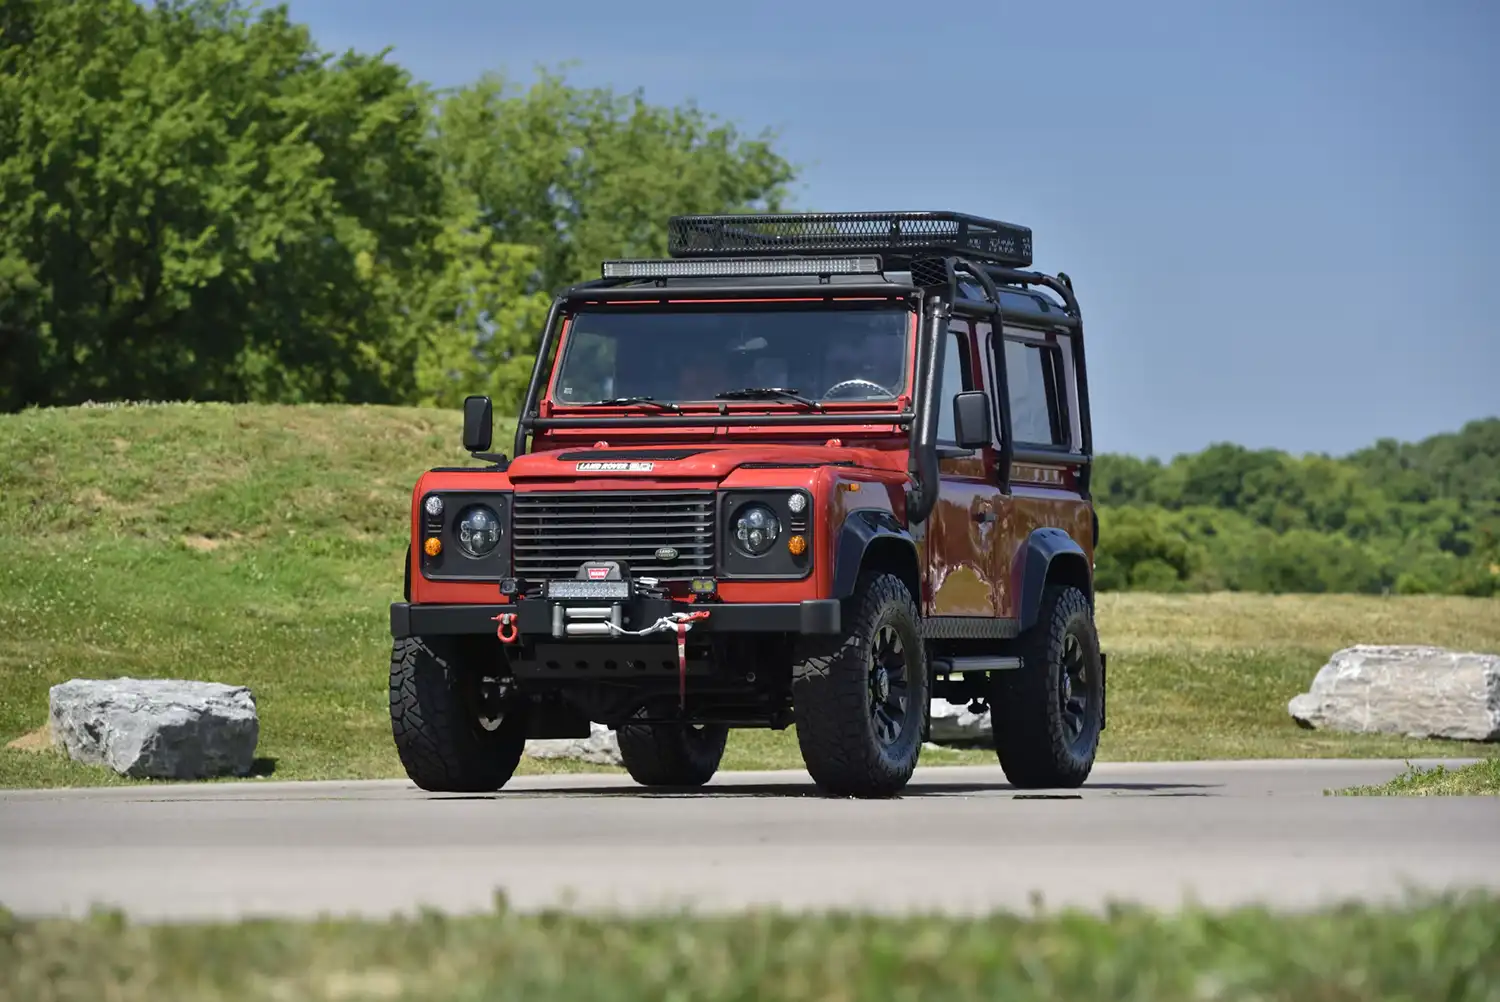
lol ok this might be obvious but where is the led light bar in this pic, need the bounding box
[545,579,631,601]
[601,256,882,280]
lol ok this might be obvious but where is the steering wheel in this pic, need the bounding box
[821,378,894,400]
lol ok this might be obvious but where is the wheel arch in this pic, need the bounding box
[832,509,921,605]
[1014,527,1093,633]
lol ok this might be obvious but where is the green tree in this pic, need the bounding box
[0,0,536,411]
[1090,419,1499,596]
[1094,506,1202,591]
[1091,453,1164,506]
[1,5,801,413]
[377,194,552,411]
[432,69,798,296]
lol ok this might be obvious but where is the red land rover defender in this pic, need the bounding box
[388,210,1105,798]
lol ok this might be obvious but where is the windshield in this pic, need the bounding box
[550,306,911,406]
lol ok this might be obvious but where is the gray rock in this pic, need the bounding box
[928,699,992,746]
[1288,645,1500,742]
[48,678,260,779]
[524,722,623,767]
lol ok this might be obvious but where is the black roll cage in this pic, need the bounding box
[511,260,1092,522]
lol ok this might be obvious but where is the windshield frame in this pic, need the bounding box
[543,299,917,416]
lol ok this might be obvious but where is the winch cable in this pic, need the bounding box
[599,609,711,709]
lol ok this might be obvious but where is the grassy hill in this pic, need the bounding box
[2,402,1497,788]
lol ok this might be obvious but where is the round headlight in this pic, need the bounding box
[456,505,501,558]
[734,504,780,557]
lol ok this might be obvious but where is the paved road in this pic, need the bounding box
[3,759,1498,921]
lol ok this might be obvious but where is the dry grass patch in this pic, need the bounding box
[5,725,53,753]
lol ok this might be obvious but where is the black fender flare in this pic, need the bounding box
[1014,527,1092,633]
[832,509,920,601]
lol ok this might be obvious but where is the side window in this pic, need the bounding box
[1001,336,1069,447]
[935,326,970,444]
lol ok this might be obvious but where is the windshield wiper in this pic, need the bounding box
[582,396,681,412]
[714,387,821,410]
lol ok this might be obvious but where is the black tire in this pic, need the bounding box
[389,636,527,792]
[616,721,728,788]
[791,571,928,798]
[989,584,1104,788]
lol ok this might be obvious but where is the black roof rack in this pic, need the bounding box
[667,210,1033,270]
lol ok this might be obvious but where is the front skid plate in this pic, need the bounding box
[512,641,714,679]
[391,597,840,638]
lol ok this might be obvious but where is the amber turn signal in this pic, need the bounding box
[423,537,442,557]
[787,534,807,556]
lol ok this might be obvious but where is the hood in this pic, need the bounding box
[504,443,888,482]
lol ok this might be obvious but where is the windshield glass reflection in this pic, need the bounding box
[552,306,910,405]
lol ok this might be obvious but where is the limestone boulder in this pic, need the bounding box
[928,699,992,746]
[49,678,260,779]
[524,721,623,767]
[1288,645,1500,742]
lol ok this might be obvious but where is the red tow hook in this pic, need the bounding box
[492,612,518,644]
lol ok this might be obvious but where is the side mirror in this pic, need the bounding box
[952,391,992,450]
[462,395,493,453]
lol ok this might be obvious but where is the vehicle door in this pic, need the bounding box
[924,319,1007,619]
[982,322,1093,619]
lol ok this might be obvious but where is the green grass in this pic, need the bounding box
[1334,758,1500,796]
[2,401,1498,789]
[3,894,1498,1002]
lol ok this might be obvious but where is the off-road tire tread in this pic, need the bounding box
[989,584,1102,789]
[389,637,525,792]
[616,723,728,788]
[791,571,927,798]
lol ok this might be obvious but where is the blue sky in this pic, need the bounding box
[284,0,1497,460]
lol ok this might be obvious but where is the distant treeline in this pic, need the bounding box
[1093,418,1500,597]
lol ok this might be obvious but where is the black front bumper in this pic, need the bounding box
[390,597,840,640]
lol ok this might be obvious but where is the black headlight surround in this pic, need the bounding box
[717,489,813,580]
[418,490,512,581]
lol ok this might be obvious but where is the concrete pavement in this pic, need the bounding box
[2,759,1496,921]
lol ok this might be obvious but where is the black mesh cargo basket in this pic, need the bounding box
[666,210,1032,269]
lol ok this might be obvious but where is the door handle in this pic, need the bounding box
[973,510,997,524]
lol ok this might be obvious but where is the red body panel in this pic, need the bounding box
[407,442,912,608]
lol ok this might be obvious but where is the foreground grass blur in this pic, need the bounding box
[3,893,1498,1002]
[2,403,1497,788]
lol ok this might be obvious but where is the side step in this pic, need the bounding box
[931,656,1022,674]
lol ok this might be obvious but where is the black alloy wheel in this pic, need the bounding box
[1057,631,1092,753]
[989,584,1104,788]
[868,624,911,748]
[791,571,928,798]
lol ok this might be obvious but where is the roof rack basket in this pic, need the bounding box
[666,210,1033,270]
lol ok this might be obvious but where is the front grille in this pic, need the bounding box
[511,491,715,580]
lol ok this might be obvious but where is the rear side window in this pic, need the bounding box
[1001,336,1069,447]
